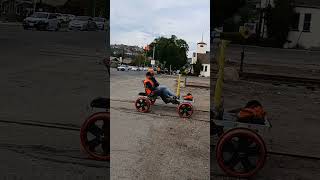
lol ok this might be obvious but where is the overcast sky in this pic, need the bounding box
[110,0,210,58]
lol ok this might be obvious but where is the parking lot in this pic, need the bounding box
[110,69,210,179]
[0,23,109,179]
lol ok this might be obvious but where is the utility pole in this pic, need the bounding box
[152,45,155,60]
[92,0,96,17]
[33,0,37,13]
[240,46,245,73]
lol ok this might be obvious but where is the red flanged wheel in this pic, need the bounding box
[150,98,156,105]
[177,103,193,118]
[80,112,109,161]
[216,128,266,178]
[135,97,151,113]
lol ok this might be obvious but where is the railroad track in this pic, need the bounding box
[239,72,320,87]
[110,98,210,113]
[211,138,320,162]
[268,151,320,161]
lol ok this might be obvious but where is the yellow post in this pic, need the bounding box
[176,74,181,97]
[214,40,229,117]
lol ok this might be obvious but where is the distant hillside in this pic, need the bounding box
[111,44,144,57]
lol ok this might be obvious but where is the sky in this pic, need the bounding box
[110,0,210,58]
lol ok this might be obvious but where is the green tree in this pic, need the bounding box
[265,0,294,47]
[212,0,246,28]
[193,60,203,76]
[132,54,147,66]
[146,35,189,70]
[62,0,108,18]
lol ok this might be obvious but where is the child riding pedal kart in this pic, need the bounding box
[135,71,194,118]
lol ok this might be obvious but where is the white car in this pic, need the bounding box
[23,12,60,31]
[93,17,107,30]
[57,13,69,23]
[117,65,129,71]
[54,13,65,23]
[143,67,148,71]
[65,14,75,21]
[68,16,97,31]
[131,66,139,71]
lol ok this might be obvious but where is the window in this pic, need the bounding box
[291,13,300,31]
[205,65,207,72]
[303,13,312,32]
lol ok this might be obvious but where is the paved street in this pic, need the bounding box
[0,24,109,179]
[110,69,210,179]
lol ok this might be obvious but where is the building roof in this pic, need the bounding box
[294,0,320,8]
[197,53,209,64]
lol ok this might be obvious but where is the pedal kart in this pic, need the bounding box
[212,109,272,178]
[80,97,109,161]
[135,89,194,118]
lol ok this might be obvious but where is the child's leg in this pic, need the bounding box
[159,85,176,97]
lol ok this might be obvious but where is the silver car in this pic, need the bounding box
[23,12,60,31]
[93,17,107,30]
[68,16,97,31]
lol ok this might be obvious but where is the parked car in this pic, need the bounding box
[117,65,129,71]
[163,68,169,74]
[143,67,148,71]
[57,13,70,23]
[23,12,60,31]
[131,66,139,71]
[54,13,64,23]
[138,67,144,71]
[68,16,97,31]
[65,14,75,21]
[93,17,107,30]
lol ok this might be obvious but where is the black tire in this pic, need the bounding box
[216,128,267,178]
[135,97,151,113]
[80,112,109,161]
[177,103,193,118]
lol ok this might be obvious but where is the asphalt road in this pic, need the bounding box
[0,24,109,179]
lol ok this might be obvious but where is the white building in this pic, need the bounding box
[255,0,320,49]
[285,1,320,49]
[191,40,210,77]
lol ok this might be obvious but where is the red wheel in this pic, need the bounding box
[135,97,151,113]
[80,112,109,161]
[216,128,266,178]
[150,98,156,105]
[177,103,193,118]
